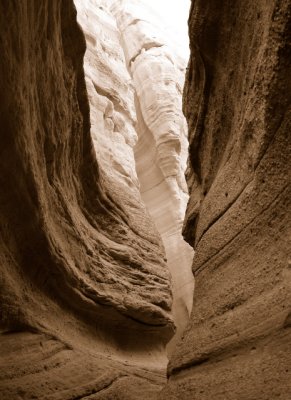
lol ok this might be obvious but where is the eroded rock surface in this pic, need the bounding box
[75,0,138,191]
[112,0,194,352]
[0,1,176,398]
[160,0,291,399]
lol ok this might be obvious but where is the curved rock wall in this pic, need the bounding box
[0,1,176,398]
[160,0,291,398]
[4,0,287,398]
[112,0,194,352]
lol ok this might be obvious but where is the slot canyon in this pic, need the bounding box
[0,0,290,399]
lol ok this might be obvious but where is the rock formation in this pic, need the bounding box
[73,0,194,353]
[1,0,289,398]
[112,0,194,352]
[0,0,181,398]
[74,0,139,191]
[160,0,291,399]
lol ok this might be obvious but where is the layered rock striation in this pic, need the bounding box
[160,0,291,399]
[112,0,194,352]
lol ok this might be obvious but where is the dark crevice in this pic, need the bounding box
[129,43,164,65]
[168,357,209,378]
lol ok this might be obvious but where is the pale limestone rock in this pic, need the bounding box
[75,0,138,189]
[112,0,194,352]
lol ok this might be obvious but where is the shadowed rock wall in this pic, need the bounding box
[160,0,291,398]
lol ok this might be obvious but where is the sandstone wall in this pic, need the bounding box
[112,0,194,352]
[0,1,175,398]
[74,0,139,191]
[160,0,291,398]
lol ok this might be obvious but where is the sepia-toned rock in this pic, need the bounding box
[160,0,291,399]
[112,0,194,352]
[0,1,180,398]
[1,0,290,398]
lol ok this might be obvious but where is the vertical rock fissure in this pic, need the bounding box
[75,0,195,352]
[111,0,195,353]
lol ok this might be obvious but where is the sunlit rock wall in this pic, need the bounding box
[0,1,175,398]
[160,0,291,398]
[75,0,138,191]
[112,0,194,352]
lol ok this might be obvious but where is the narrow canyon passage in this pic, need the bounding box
[0,1,290,399]
[73,0,195,354]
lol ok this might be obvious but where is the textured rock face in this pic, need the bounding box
[160,0,291,399]
[0,1,176,398]
[74,0,193,352]
[74,0,139,191]
[112,0,194,352]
